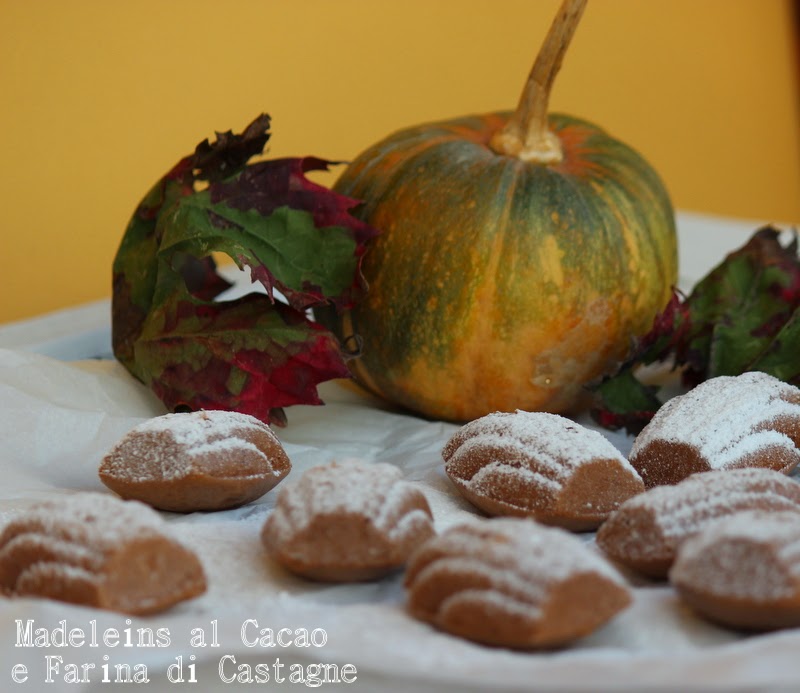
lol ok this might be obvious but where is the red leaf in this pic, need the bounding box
[112,115,378,424]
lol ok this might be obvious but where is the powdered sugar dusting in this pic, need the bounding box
[388,509,435,544]
[615,469,800,546]
[441,587,544,622]
[470,460,561,497]
[451,433,567,478]
[444,412,642,524]
[448,412,632,471]
[135,409,270,448]
[445,412,635,497]
[2,532,102,571]
[671,510,800,600]
[632,372,800,469]
[101,409,280,482]
[268,460,431,544]
[420,518,626,589]
[713,430,797,469]
[0,493,165,550]
[407,518,627,632]
[430,559,548,619]
[187,437,266,459]
[668,488,796,532]
[18,561,98,590]
[0,493,174,594]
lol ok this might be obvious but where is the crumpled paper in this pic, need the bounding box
[2,347,800,692]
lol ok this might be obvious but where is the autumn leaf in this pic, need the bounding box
[591,226,800,433]
[678,226,800,385]
[589,289,689,432]
[112,114,378,425]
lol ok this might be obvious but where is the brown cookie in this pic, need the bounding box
[0,493,206,614]
[100,409,291,512]
[629,372,800,488]
[443,411,644,530]
[404,517,631,649]
[261,460,435,582]
[596,468,800,579]
[670,510,800,631]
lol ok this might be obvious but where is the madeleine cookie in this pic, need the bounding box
[629,372,800,488]
[597,468,800,578]
[670,510,800,630]
[443,411,644,530]
[404,518,631,649]
[0,493,206,614]
[261,460,434,581]
[100,410,291,512]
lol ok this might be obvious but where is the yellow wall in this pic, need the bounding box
[1,0,798,324]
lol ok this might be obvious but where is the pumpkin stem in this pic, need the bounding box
[489,0,587,164]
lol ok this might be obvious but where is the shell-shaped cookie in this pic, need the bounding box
[630,372,800,488]
[404,518,631,649]
[261,460,435,581]
[443,411,644,530]
[0,493,206,614]
[670,510,800,630]
[597,468,800,579]
[100,409,291,512]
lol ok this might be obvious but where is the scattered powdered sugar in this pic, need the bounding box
[451,433,567,476]
[445,412,635,496]
[661,490,800,540]
[269,460,429,542]
[449,411,631,468]
[416,555,549,617]
[102,409,278,482]
[469,459,561,498]
[17,561,99,592]
[386,508,435,544]
[133,410,270,449]
[617,469,800,544]
[406,518,629,643]
[422,518,627,590]
[711,430,797,469]
[671,510,800,600]
[632,372,800,468]
[439,580,547,621]
[2,532,102,571]
[371,476,425,534]
[187,437,264,458]
[449,587,542,619]
[0,492,166,549]
[0,493,173,592]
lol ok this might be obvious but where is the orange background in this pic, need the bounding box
[1,0,798,324]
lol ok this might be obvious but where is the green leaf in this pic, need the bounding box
[591,370,662,434]
[590,226,800,431]
[159,192,361,308]
[749,307,800,383]
[680,228,800,383]
[112,115,378,425]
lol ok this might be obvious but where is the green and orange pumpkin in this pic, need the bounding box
[319,0,677,422]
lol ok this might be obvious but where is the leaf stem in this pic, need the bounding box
[489,0,588,164]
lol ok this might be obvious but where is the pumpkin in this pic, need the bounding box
[318,0,677,422]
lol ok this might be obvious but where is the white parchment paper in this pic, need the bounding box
[1,348,799,692]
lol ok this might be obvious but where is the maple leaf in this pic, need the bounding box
[591,226,800,433]
[112,114,378,425]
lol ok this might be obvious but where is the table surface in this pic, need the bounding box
[1,210,798,693]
